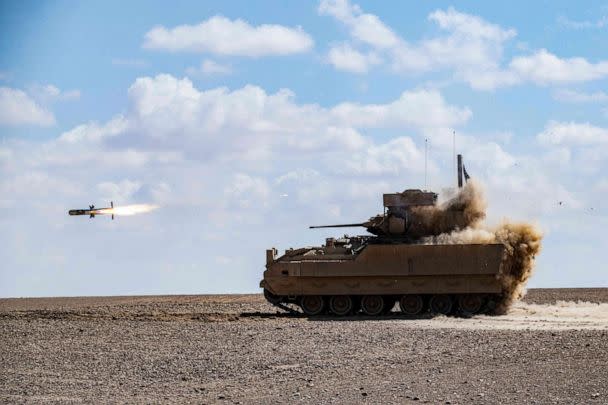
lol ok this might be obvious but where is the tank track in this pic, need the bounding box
[265,293,501,317]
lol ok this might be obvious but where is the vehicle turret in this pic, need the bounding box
[310,189,440,240]
[309,154,473,241]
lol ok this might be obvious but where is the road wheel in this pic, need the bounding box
[399,294,424,316]
[458,295,483,314]
[300,295,324,316]
[429,295,453,315]
[361,295,385,316]
[329,296,353,316]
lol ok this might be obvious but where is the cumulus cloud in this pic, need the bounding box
[326,43,380,73]
[557,15,608,30]
[329,88,471,129]
[59,116,129,143]
[0,87,56,127]
[114,74,472,165]
[143,16,313,57]
[186,59,233,77]
[1,171,79,198]
[428,8,516,42]
[319,0,400,49]
[553,89,608,103]
[319,0,608,90]
[537,121,608,146]
[224,174,271,209]
[319,2,516,85]
[27,84,80,102]
[340,137,430,175]
[510,50,608,84]
[97,179,143,202]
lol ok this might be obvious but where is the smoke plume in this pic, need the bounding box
[408,181,487,238]
[420,181,543,314]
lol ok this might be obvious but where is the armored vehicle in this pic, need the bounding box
[260,155,506,316]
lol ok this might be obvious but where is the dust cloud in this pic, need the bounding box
[411,301,608,331]
[418,180,543,314]
[410,180,487,237]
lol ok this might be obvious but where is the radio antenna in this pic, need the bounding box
[452,130,456,187]
[424,138,428,190]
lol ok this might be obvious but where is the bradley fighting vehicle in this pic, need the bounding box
[260,155,506,317]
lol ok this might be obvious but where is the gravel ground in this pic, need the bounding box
[1,288,607,404]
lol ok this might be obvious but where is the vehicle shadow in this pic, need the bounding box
[239,311,468,321]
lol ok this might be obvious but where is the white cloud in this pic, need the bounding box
[0,87,55,127]
[428,8,516,42]
[320,2,516,84]
[467,142,516,170]
[186,59,233,76]
[319,0,400,49]
[1,171,79,198]
[320,1,608,90]
[224,173,271,208]
[97,179,143,202]
[59,116,128,143]
[557,15,608,29]
[510,49,608,84]
[143,16,313,57]
[326,43,380,73]
[28,84,80,102]
[341,137,430,175]
[329,88,471,129]
[119,75,471,164]
[275,169,321,185]
[537,121,608,146]
[553,89,608,103]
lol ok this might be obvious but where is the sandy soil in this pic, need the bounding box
[1,288,607,404]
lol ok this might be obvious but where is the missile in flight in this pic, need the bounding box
[68,202,115,220]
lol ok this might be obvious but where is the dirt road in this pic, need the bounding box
[1,289,606,403]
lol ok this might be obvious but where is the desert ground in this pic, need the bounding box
[1,288,607,404]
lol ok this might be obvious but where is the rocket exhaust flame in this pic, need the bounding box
[105,204,159,216]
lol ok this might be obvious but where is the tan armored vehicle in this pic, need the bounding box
[261,156,506,317]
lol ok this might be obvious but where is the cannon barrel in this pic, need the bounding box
[309,223,368,229]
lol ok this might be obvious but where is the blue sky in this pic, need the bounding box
[1,0,607,296]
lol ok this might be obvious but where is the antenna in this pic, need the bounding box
[452,130,456,188]
[424,138,428,190]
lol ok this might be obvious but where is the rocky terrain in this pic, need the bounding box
[1,288,607,404]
